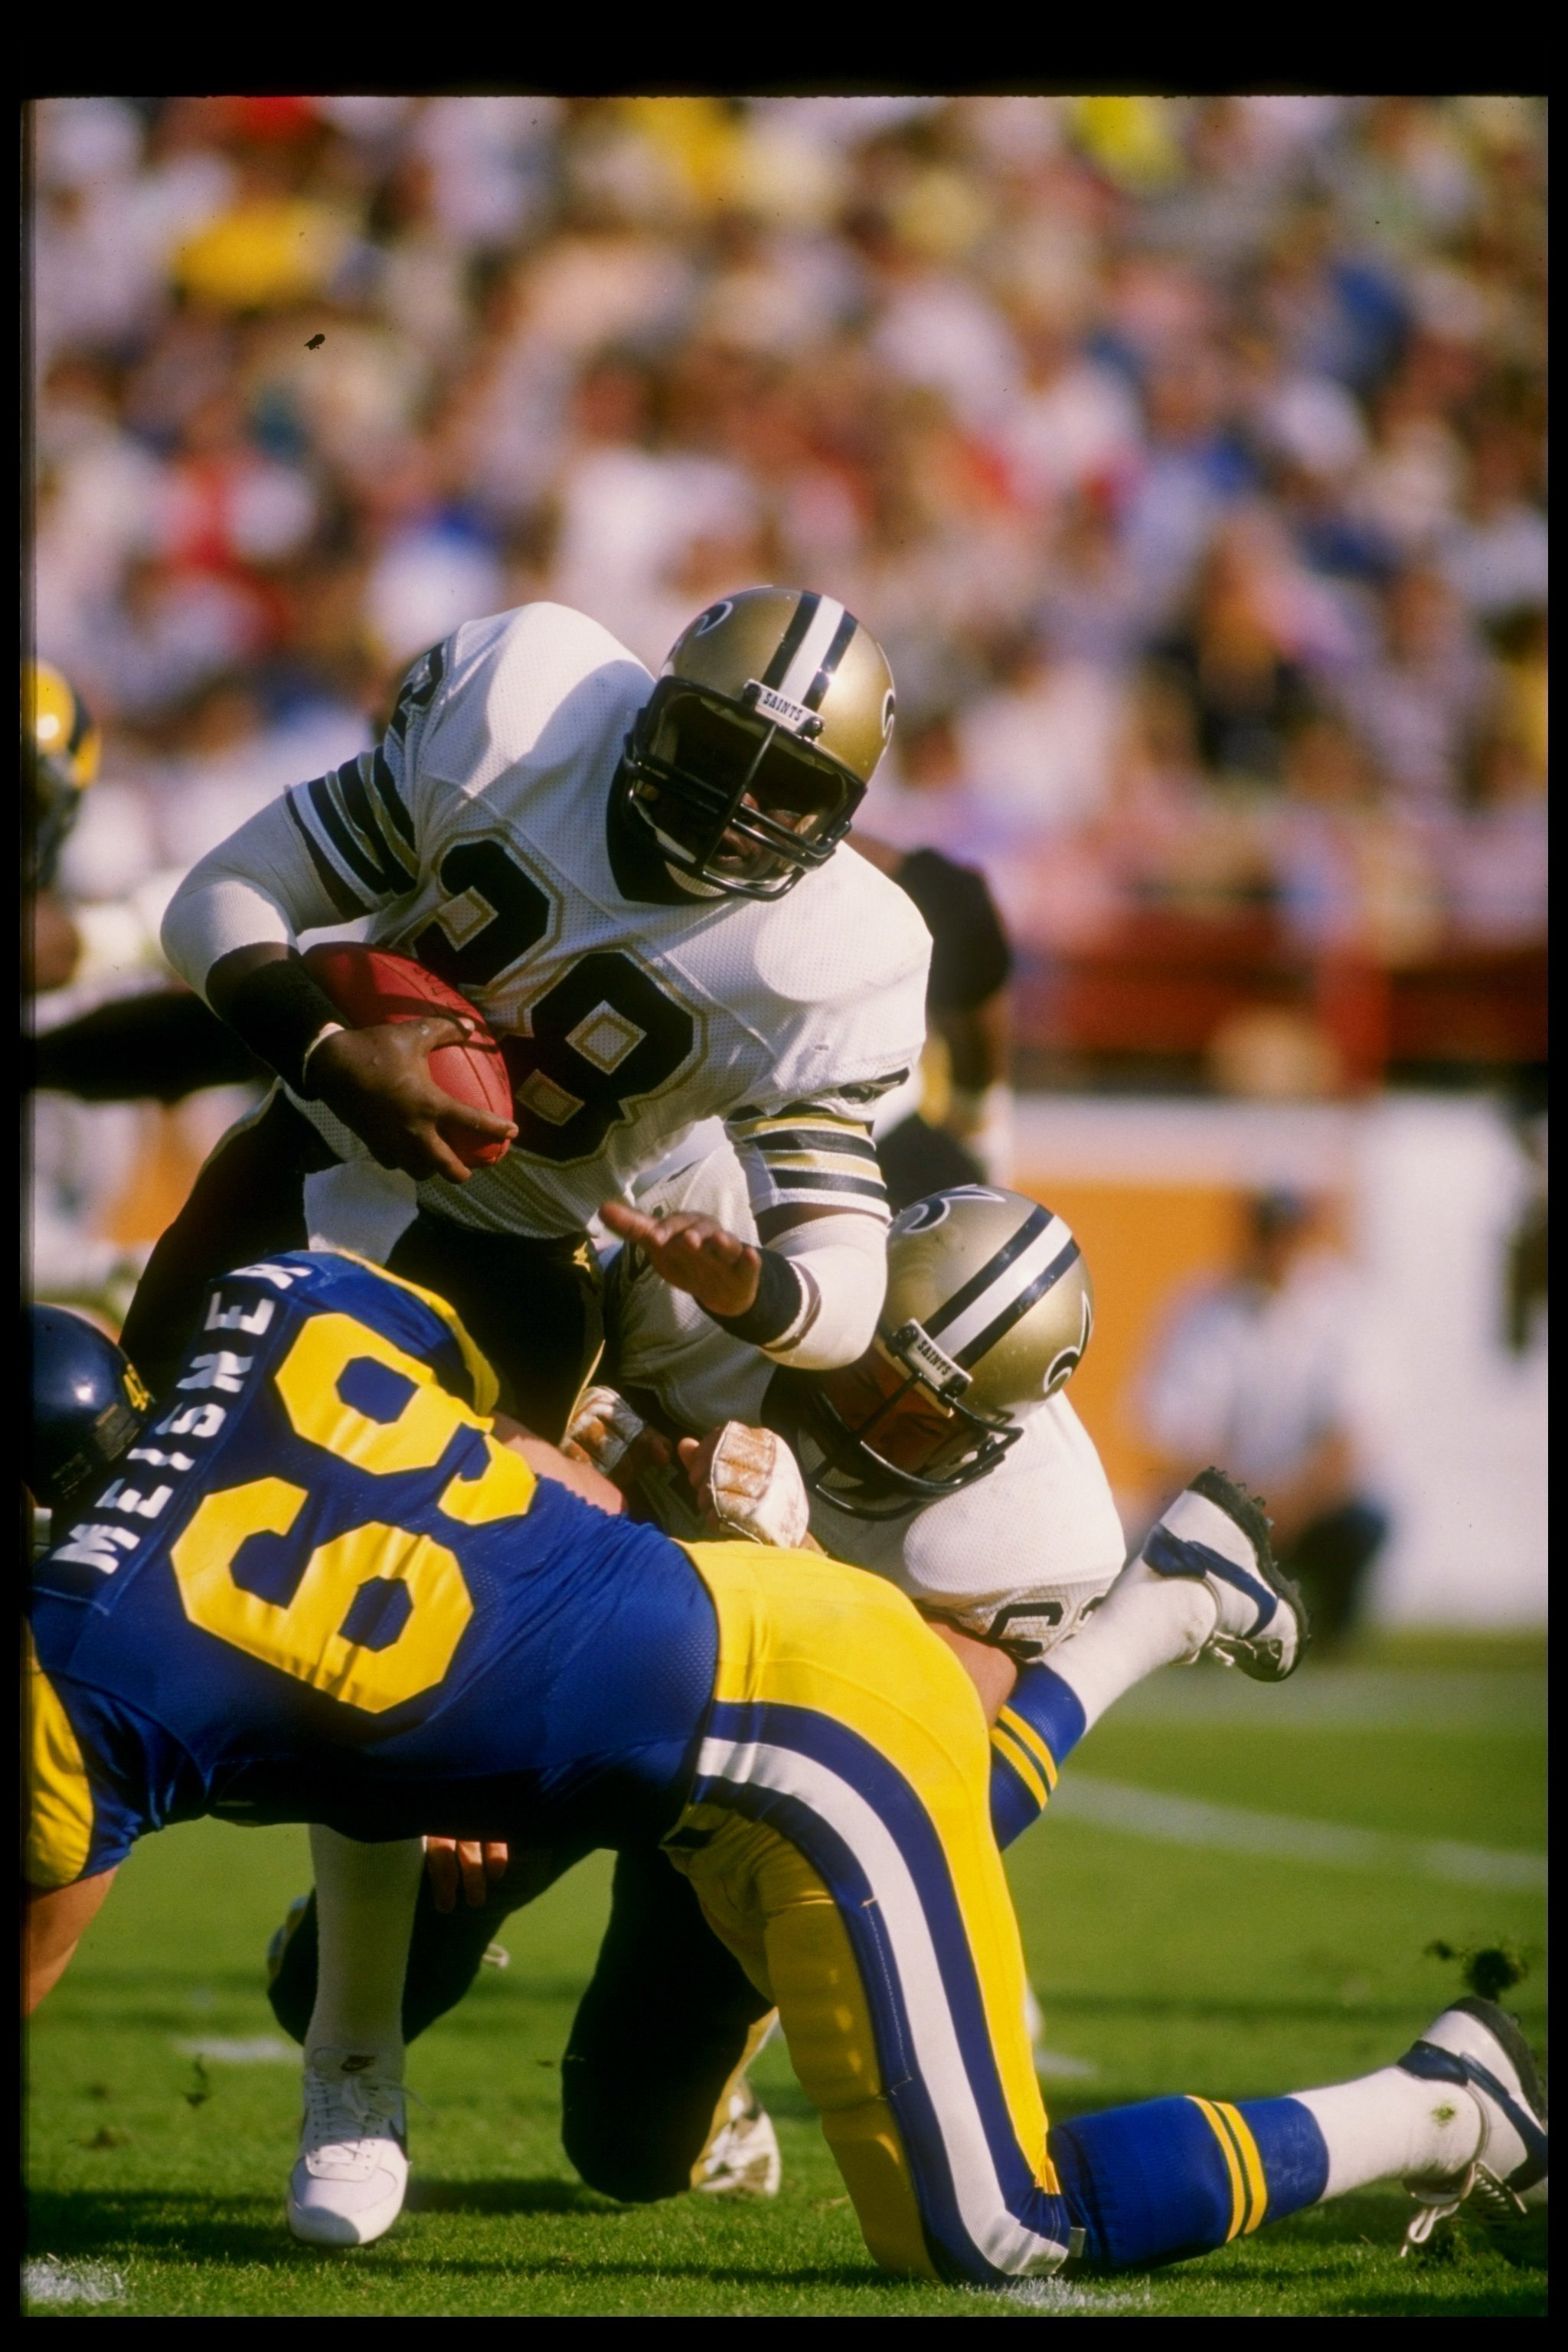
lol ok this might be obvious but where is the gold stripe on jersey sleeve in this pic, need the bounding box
[24,1625,96,1889]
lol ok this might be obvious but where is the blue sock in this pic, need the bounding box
[990,1663,1086,1847]
[1050,2095,1331,2269]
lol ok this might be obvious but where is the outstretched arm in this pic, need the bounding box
[599,1194,887,1371]
[24,1869,116,2014]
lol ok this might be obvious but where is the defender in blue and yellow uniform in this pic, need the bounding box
[25,1254,1547,2283]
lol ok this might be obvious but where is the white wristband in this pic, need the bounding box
[299,1021,347,1087]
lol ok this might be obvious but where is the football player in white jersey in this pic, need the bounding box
[135,589,926,2242]
[132,590,927,1431]
[599,1145,1123,1660]
[586,1151,1305,1797]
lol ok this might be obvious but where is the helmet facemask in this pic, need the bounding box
[621,676,867,900]
[795,1320,1024,1520]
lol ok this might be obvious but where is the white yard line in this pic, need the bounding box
[23,2259,126,2308]
[1111,1665,1545,1734]
[172,2035,297,2063]
[1049,1776,1547,1891]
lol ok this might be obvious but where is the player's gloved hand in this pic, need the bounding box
[564,1385,675,1494]
[566,1386,645,1478]
[423,1837,510,1913]
[599,1201,761,1320]
[679,1422,812,1549]
[309,1019,517,1187]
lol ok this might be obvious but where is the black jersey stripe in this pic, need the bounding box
[306,775,405,899]
[338,758,416,882]
[761,592,821,691]
[753,1127,882,1163]
[802,609,858,710]
[387,639,446,742]
[923,1203,1054,1341]
[286,791,370,916]
[765,1169,888,1201]
[369,747,416,847]
[954,1240,1081,1370]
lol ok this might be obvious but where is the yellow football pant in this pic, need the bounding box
[671,1543,1077,2285]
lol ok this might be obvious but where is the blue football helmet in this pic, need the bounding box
[26,1304,150,1514]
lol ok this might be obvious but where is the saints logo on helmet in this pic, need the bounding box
[793,1186,1094,1517]
[618,586,896,900]
[25,660,100,892]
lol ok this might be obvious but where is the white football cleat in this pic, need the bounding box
[1398,1997,1547,2262]
[1137,1467,1308,1681]
[287,2051,410,2248]
[693,2084,782,2200]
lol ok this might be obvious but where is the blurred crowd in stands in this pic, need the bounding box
[32,93,1547,996]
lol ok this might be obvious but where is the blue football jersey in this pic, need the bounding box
[26,1251,717,1886]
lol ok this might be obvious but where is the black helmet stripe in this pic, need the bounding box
[923,1202,1053,1341]
[953,1239,1082,1370]
[802,609,859,710]
[761,592,822,691]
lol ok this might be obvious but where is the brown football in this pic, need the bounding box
[303,942,513,1168]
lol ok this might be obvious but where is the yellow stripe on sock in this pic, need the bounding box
[1214,2102,1268,2233]
[989,1724,1047,1812]
[996,1707,1059,1792]
[1187,2096,1246,2240]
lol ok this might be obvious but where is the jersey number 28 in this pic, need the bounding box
[413,841,696,1162]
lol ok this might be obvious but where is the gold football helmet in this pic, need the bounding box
[795,1185,1095,1517]
[619,586,897,898]
[25,658,100,890]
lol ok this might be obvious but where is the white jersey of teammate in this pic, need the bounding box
[609,1135,1129,1653]
[163,603,930,1308]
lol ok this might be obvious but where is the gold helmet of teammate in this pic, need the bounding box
[792,1186,1095,1518]
[25,659,100,890]
[619,586,897,899]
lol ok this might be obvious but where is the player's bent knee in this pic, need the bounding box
[560,2061,694,2204]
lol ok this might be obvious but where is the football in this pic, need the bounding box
[302,941,513,1168]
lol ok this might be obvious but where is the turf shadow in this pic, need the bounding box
[28,2189,326,2269]
[404,2176,615,2217]
[1315,2285,1547,2316]
[377,2255,887,2291]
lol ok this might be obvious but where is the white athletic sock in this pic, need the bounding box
[304,1828,423,2077]
[1044,1570,1219,1733]
[1293,2068,1484,2197]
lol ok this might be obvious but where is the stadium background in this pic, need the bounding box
[29,93,1546,1625]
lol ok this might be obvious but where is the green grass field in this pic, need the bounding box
[25,1638,1547,2318]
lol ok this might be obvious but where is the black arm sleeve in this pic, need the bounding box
[893,848,1012,1014]
[707,1249,811,1348]
[217,954,345,1096]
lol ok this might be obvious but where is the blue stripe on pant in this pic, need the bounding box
[688,1697,1076,2283]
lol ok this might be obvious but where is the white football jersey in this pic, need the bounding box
[609,1138,1129,1653]
[277,603,929,1240]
